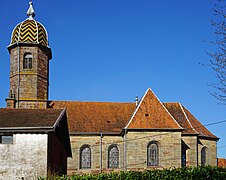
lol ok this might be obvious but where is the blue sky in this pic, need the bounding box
[0,0,225,158]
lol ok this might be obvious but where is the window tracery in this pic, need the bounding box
[147,141,159,166]
[108,144,119,168]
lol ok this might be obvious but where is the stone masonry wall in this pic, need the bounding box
[68,131,182,175]
[126,131,181,169]
[17,101,48,109]
[182,136,198,166]
[0,134,48,179]
[9,47,19,98]
[37,47,49,100]
[198,138,217,166]
[8,46,49,109]
[68,135,123,175]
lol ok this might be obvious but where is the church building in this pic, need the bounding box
[0,1,219,178]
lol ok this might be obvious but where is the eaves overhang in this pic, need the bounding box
[70,132,121,136]
[198,135,220,141]
[7,42,52,60]
[0,126,55,134]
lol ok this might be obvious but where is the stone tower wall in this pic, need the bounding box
[7,45,50,109]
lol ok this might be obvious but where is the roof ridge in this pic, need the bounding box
[161,102,183,130]
[163,102,180,104]
[179,103,199,134]
[181,104,218,139]
[51,100,135,104]
[53,108,66,130]
[125,88,149,128]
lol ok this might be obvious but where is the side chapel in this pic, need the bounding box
[0,1,219,177]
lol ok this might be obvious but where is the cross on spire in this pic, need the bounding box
[27,1,35,19]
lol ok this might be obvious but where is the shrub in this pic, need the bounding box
[40,166,226,180]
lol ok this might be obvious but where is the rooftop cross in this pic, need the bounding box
[27,1,35,19]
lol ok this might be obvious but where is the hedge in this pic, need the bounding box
[39,166,226,180]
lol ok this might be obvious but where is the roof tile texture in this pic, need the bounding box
[50,101,136,133]
[163,103,197,134]
[49,89,217,140]
[0,108,63,128]
[182,105,218,139]
[164,103,217,139]
[127,89,182,129]
[218,158,226,167]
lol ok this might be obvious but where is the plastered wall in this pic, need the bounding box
[0,134,48,179]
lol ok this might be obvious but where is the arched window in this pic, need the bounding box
[23,53,33,69]
[181,140,190,167]
[108,144,119,168]
[147,141,159,166]
[201,147,207,166]
[182,145,187,167]
[80,145,91,169]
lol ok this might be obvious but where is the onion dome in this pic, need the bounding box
[10,1,48,47]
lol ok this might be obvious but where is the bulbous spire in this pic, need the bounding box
[9,1,49,47]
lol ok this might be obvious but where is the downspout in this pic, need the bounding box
[196,137,199,166]
[123,128,127,171]
[17,45,21,108]
[216,141,218,166]
[100,133,103,173]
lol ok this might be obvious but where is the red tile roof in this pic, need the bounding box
[48,89,217,140]
[120,89,181,130]
[182,105,218,139]
[218,158,226,167]
[49,101,136,134]
[163,103,198,134]
[0,108,65,132]
[163,103,218,139]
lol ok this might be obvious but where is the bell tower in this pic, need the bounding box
[6,1,52,109]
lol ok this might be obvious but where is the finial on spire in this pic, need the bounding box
[27,1,35,19]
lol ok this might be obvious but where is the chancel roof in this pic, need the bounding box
[163,103,218,139]
[163,103,198,135]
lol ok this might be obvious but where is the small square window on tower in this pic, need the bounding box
[0,135,13,144]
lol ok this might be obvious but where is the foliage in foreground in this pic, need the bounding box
[39,166,226,180]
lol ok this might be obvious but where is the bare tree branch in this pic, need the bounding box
[208,0,226,103]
